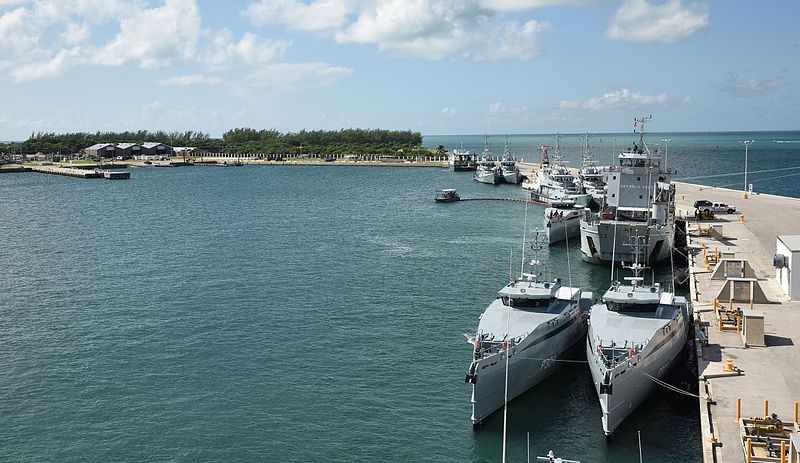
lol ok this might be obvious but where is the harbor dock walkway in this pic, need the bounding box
[675,182,800,463]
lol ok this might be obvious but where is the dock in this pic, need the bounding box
[675,182,800,463]
[30,165,129,180]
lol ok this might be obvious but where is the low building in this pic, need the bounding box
[85,143,117,159]
[141,142,173,158]
[116,143,142,159]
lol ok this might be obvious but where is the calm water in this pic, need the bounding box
[426,131,800,198]
[1,163,703,462]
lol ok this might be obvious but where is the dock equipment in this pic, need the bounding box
[712,259,758,280]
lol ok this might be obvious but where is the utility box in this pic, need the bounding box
[776,235,800,300]
[741,310,765,347]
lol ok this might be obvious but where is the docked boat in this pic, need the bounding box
[499,137,522,184]
[449,143,476,171]
[522,136,590,206]
[465,230,593,426]
[434,188,460,202]
[579,117,675,265]
[544,200,588,245]
[473,136,501,184]
[586,237,689,435]
[575,133,608,210]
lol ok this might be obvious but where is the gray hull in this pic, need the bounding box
[502,171,521,184]
[587,323,686,435]
[580,220,673,265]
[474,171,499,184]
[469,309,586,425]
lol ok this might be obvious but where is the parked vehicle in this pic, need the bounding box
[695,200,736,214]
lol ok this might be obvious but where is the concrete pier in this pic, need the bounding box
[675,182,800,463]
[31,165,102,178]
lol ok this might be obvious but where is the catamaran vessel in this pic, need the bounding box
[465,230,593,426]
[586,236,689,435]
[579,116,675,265]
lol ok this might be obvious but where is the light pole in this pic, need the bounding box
[662,138,671,171]
[742,140,754,198]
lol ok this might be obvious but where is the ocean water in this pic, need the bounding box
[1,165,700,462]
[425,131,800,198]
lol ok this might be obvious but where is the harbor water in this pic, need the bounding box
[1,163,705,462]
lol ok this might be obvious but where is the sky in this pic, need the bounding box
[0,0,798,140]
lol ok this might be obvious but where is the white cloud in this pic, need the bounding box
[488,101,530,117]
[559,88,667,110]
[243,0,352,32]
[480,0,600,12]
[60,22,91,45]
[91,0,201,68]
[714,72,790,97]
[202,29,290,70]
[245,62,353,88]
[158,74,222,86]
[606,0,708,43]
[441,107,457,117]
[332,0,548,60]
[9,47,81,81]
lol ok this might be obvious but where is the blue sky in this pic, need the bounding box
[0,0,797,140]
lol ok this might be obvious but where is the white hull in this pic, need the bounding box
[580,220,673,265]
[469,308,586,425]
[546,215,581,245]
[502,170,521,184]
[474,170,499,184]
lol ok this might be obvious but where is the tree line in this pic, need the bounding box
[1,128,426,156]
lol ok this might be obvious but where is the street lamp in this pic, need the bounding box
[662,138,671,171]
[742,139,755,198]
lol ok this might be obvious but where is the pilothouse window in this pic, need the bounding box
[508,297,553,308]
[606,302,659,313]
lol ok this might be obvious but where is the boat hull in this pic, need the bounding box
[579,220,673,265]
[474,171,499,184]
[502,171,522,184]
[469,309,586,425]
[586,317,687,435]
[546,216,581,245]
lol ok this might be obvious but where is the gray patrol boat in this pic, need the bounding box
[586,236,689,435]
[579,116,675,265]
[465,230,593,426]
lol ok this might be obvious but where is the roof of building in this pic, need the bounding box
[86,143,114,150]
[173,146,196,152]
[778,235,800,252]
[116,143,141,149]
[141,142,170,148]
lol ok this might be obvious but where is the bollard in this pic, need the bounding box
[681,194,685,200]
[747,437,752,463]
[740,214,745,223]
[743,193,748,199]
[737,315,742,333]
[737,397,741,421]
[765,399,769,418]
[794,401,798,424]
[749,298,754,311]
[713,298,719,310]
[781,440,786,463]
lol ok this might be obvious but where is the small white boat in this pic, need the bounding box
[544,201,588,245]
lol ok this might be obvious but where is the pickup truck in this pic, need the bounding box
[695,201,736,214]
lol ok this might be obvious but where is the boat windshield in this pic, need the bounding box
[606,301,659,313]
